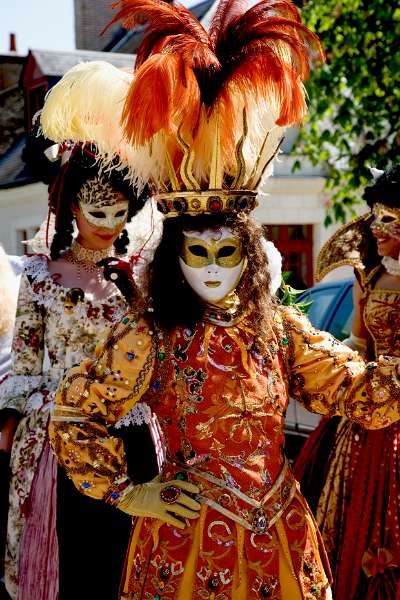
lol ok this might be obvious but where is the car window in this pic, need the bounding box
[285,398,321,433]
[328,286,354,341]
[305,286,342,330]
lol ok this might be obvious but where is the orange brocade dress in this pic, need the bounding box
[49,306,400,600]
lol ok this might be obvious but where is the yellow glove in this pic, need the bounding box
[117,475,201,529]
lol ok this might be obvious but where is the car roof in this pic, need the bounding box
[303,277,354,291]
[296,277,354,333]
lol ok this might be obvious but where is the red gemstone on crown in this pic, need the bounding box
[208,197,222,211]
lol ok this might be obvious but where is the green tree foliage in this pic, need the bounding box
[296,0,400,225]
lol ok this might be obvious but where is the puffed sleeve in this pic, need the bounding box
[0,273,44,413]
[281,306,400,429]
[49,312,156,501]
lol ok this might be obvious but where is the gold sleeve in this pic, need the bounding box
[281,307,400,429]
[49,312,156,501]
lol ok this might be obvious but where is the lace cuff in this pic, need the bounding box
[0,374,42,413]
[113,402,152,429]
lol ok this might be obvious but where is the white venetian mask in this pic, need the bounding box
[179,227,245,303]
[79,200,129,231]
[77,175,129,231]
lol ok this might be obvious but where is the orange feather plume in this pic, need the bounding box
[121,51,201,146]
[108,0,324,186]
[109,0,220,145]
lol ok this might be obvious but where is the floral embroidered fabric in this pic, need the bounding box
[0,254,132,598]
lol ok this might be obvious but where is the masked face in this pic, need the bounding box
[77,175,129,231]
[74,175,130,250]
[370,203,400,258]
[370,203,400,239]
[179,227,245,303]
[79,200,129,231]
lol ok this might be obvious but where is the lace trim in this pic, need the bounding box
[24,255,57,308]
[0,374,42,410]
[382,256,400,277]
[113,402,152,429]
[23,254,126,312]
[25,390,55,413]
[24,254,49,284]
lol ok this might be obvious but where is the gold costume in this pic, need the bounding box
[49,305,400,599]
[297,212,400,599]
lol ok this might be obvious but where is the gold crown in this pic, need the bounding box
[156,190,258,218]
[154,110,283,218]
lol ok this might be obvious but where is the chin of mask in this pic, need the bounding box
[179,227,245,304]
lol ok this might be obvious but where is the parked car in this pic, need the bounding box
[284,278,354,460]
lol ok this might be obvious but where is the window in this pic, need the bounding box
[16,226,40,255]
[264,224,314,287]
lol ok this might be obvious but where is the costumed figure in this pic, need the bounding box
[0,130,160,600]
[42,1,400,598]
[295,166,400,600]
[0,247,23,597]
[0,247,23,382]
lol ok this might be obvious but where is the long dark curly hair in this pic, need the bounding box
[364,165,400,210]
[148,212,277,341]
[23,131,147,260]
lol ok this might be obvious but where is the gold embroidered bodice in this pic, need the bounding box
[364,289,400,358]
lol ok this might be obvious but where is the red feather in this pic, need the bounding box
[208,0,249,49]
[109,0,220,144]
[108,0,324,153]
[121,52,201,145]
[212,2,323,124]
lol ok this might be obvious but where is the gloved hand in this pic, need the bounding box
[97,258,138,303]
[117,475,201,529]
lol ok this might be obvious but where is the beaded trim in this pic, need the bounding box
[104,477,132,506]
[70,240,113,264]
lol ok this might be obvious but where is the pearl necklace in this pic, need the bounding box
[382,256,400,277]
[65,241,114,281]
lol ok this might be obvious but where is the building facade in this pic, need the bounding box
[0,12,365,278]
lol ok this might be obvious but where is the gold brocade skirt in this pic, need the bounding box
[120,494,331,599]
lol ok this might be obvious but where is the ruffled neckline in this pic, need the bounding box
[24,254,125,308]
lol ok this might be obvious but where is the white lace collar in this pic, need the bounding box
[382,256,400,277]
[23,254,125,309]
[24,254,49,284]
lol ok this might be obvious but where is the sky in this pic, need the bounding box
[0,0,75,54]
